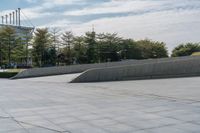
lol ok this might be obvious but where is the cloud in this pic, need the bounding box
[3,0,88,20]
[25,0,37,3]
[32,0,200,53]
[70,9,200,52]
[1,0,200,52]
[64,0,200,17]
[64,0,164,16]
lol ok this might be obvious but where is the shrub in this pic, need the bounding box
[0,72,18,78]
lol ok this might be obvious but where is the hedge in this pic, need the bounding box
[0,72,18,78]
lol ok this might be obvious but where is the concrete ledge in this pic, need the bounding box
[70,56,200,83]
[12,60,140,79]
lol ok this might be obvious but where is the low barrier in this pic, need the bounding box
[12,60,139,79]
[71,56,200,83]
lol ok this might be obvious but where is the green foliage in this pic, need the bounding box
[31,30,170,66]
[61,31,74,65]
[97,33,122,62]
[172,43,200,57]
[0,72,18,78]
[120,39,141,59]
[85,31,98,63]
[2,25,200,68]
[0,26,25,67]
[73,36,87,64]
[136,39,168,59]
[4,26,195,68]
[32,28,53,67]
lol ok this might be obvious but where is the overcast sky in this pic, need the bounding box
[0,0,200,52]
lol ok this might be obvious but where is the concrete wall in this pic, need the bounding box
[71,56,200,83]
[12,56,200,79]
[12,60,139,79]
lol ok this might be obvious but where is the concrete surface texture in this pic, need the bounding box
[12,60,140,79]
[0,74,200,133]
[71,56,200,83]
[13,56,199,79]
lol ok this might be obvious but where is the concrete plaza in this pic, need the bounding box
[0,74,200,133]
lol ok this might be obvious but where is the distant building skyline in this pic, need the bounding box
[1,0,200,52]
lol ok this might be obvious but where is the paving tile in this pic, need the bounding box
[145,126,189,133]
[170,113,200,122]
[127,118,180,130]
[49,116,80,125]
[59,122,109,133]
[102,123,138,133]
[27,127,60,133]
[1,75,200,132]
[172,122,200,132]
[77,114,103,121]
[6,129,27,133]
[0,118,23,132]
[88,118,119,127]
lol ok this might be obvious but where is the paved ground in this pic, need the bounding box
[0,75,200,133]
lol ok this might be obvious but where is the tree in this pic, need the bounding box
[73,36,87,64]
[50,27,61,65]
[32,28,52,67]
[18,29,33,67]
[0,26,21,67]
[50,27,61,49]
[0,28,5,66]
[85,31,97,63]
[61,31,74,65]
[44,47,57,66]
[120,39,141,60]
[0,26,34,68]
[97,33,123,62]
[172,43,200,57]
[136,39,168,59]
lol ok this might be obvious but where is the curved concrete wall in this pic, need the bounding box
[12,60,139,79]
[71,56,200,83]
[12,56,200,79]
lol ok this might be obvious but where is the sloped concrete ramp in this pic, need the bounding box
[13,56,200,80]
[12,60,139,79]
[71,56,200,83]
[20,73,81,83]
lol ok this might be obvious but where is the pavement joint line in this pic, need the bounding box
[12,117,30,133]
[0,109,30,133]
[0,116,12,119]
[1,108,66,133]
[1,75,200,132]
[134,123,178,131]
[119,88,196,102]
[76,116,141,133]
[67,117,114,133]
[190,121,200,125]
[84,85,200,104]
[38,116,73,133]
[0,115,30,133]
[63,131,72,133]
[17,121,66,133]
[136,93,200,103]
[32,107,67,127]
[163,116,197,124]
[110,115,184,131]
[143,108,177,114]
[87,123,118,133]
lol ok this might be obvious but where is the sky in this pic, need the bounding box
[0,0,200,52]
